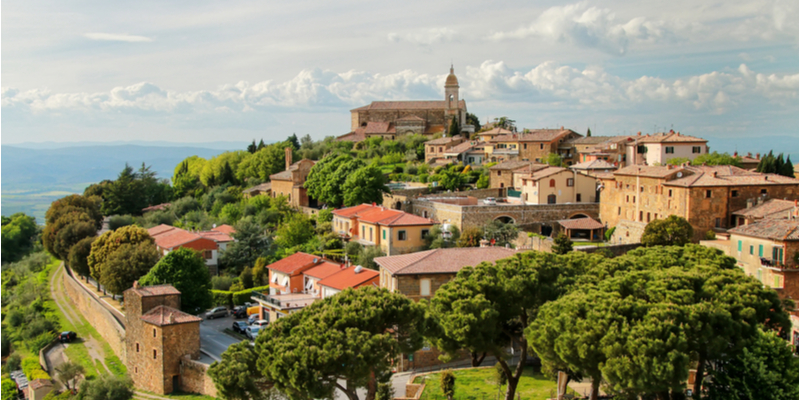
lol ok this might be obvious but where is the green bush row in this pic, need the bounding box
[211,290,233,308]
[210,285,272,308]
[21,357,50,380]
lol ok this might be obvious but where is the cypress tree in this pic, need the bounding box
[448,116,460,137]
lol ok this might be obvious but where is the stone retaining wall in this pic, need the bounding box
[412,200,599,231]
[180,356,218,398]
[38,339,59,374]
[61,268,126,361]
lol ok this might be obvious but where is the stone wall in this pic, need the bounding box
[61,268,126,361]
[180,356,218,398]
[610,219,646,245]
[411,200,599,231]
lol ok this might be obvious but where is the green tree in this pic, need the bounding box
[476,174,489,189]
[55,360,86,391]
[437,167,466,191]
[641,215,694,246]
[1,378,17,400]
[247,139,257,154]
[46,194,103,229]
[236,143,295,182]
[138,247,212,313]
[586,128,591,137]
[101,242,160,296]
[75,374,134,400]
[543,153,563,167]
[690,151,742,167]
[102,164,143,216]
[357,245,385,271]
[42,210,97,260]
[551,233,573,254]
[88,225,158,293]
[208,341,273,400]
[239,266,254,290]
[2,213,39,262]
[430,252,600,400]
[219,218,273,273]
[305,154,366,207]
[456,226,483,247]
[706,328,799,400]
[448,116,460,137]
[440,370,456,400]
[68,236,96,278]
[256,287,427,400]
[482,220,519,247]
[341,165,390,207]
[275,213,314,249]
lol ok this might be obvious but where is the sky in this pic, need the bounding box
[2,0,798,157]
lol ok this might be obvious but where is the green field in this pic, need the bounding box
[413,366,571,400]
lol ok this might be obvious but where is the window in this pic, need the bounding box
[420,279,431,296]
[774,275,782,288]
[665,146,674,154]
[640,186,644,192]
[203,250,212,259]
[549,179,556,188]
[668,189,673,197]
[547,194,556,204]
[497,171,501,176]
[647,213,651,222]
[750,245,754,255]
[760,189,767,195]
[692,146,701,154]
[421,229,429,239]
[731,190,738,197]
[439,147,443,152]
[738,240,742,252]
[540,143,544,150]
[618,207,621,215]
[637,145,646,154]
[758,245,763,257]
[576,194,582,202]
[626,195,630,203]
[524,144,528,150]
[632,196,636,203]
[398,230,407,241]
[639,211,643,222]
[706,190,712,198]
[369,227,373,241]
[135,367,138,374]
[382,230,386,240]
[715,218,721,228]
[153,329,156,338]
[154,349,158,359]
[773,247,784,264]
[567,178,574,187]
[362,226,365,238]
[136,343,140,353]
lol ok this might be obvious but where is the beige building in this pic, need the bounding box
[270,149,317,208]
[332,204,435,255]
[487,128,582,163]
[489,160,547,189]
[624,131,708,166]
[731,198,797,227]
[599,164,799,243]
[424,135,464,163]
[727,220,798,297]
[518,167,598,204]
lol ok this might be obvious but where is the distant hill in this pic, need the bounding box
[1,144,239,223]
[6,140,251,151]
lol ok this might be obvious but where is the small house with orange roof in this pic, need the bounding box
[317,265,379,298]
[332,204,435,256]
[147,224,236,275]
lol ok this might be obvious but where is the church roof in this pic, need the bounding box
[351,100,466,112]
[336,128,367,142]
[364,121,396,134]
[445,66,459,86]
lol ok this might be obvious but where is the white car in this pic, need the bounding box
[252,319,269,328]
[246,326,261,340]
[483,197,497,205]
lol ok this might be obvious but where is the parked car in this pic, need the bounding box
[248,314,259,325]
[246,326,261,340]
[232,321,249,334]
[232,306,247,319]
[205,307,229,319]
[59,331,77,343]
[252,319,269,328]
[483,197,497,205]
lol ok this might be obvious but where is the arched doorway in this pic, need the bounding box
[393,201,402,210]
[570,213,590,219]
[494,215,515,224]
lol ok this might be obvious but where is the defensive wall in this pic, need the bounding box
[383,187,504,212]
[180,356,218,398]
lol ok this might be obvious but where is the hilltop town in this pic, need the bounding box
[2,66,799,400]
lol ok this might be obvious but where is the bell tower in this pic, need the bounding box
[444,64,459,110]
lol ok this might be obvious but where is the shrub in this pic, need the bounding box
[440,370,456,400]
[211,290,233,308]
[6,353,21,371]
[108,215,135,230]
[26,332,55,353]
[404,164,418,175]
[604,226,616,242]
[317,208,333,223]
[704,230,716,240]
[232,285,271,305]
[419,175,429,183]
[211,276,234,291]
[22,357,51,380]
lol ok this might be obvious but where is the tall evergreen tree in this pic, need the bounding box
[257,139,266,150]
[448,116,460,137]
[287,133,300,150]
[782,155,794,177]
[247,140,257,154]
[586,127,592,137]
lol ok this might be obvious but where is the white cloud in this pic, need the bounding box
[490,2,681,55]
[387,28,458,47]
[83,33,153,42]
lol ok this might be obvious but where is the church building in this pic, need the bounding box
[338,66,469,142]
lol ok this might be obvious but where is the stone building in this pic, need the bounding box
[270,148,317,208]
[517,166,599,205]
[731,198,797,227]
[487,128,582,163]
[332,203,435,256]
[124,283,202,395]
[623,131,708,166]
[489,160,547,189]
[147,224,235,276]
[341,66,469,141]
[598,164,799,243]
[424,135,464,163]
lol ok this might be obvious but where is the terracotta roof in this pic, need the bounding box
[365,121,395,134]
[728,219,799,241]
[614,165,688,178]
[317,266,379,290]
[424,125,446,135]
[242,182,271,194]
[129,284,182,297]
[565,136,618,145]
[303,261,345,279]
[198,231,234,243]
[148,224,177,237]
[334,204,435,226]
[268,252,321,274]
[523,166,569,181]
[351,100,466,111]
[426,135,462,145]
[491,129,578,143]
[431,158,455,167]
[637,131,707,144]
[337,128,367,142]
[732,199,797,219]
[151,228,211,250]
[570,159,617,170]
[489,160,537,171]
[28,379,52,390]
[445,141,477,154]
[140,305,202,326]
[375,247,518,275]
[143,203,171,213]
[477,127,513,136]
[212,224,236,235]
[269,170,293,181]
[665,166,798,187]
[558,217,605,230]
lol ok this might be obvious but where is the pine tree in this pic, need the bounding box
[587,128,592,137]
[448,116,460,137]
[781,155,794,177]
[247,139,257,154]
[257,139,266,150]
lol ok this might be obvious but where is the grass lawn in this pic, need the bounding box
[413,366,572,400]
[379,162,406,174]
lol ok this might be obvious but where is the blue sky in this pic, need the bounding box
[2,0,798,157]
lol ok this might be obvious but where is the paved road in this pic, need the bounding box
[198,314,245,361]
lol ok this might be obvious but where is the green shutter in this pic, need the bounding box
[758,245,763,257]
[774,275,781,288]
[382,230,386,240]
[779,248,784,264]
[738,241,742,252]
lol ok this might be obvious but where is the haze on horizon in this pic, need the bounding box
[2,0,798,157]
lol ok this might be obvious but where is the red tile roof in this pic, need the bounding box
[426,135,463,145]
[142,203,171,213]
[151,229,210,250]
[198,231,234,242]
[212,224,236,235]
[637,131,707,143]
[336,128,367,143]
[374,247,518,275]
[558,217,605,230]
[303,261,345,279]
[129,283,182,297]
[614,165,688,178]
[148,224,177,237]
[268,252,322,274]
[491,129,578,143]
[570,159,617,170]
[665,166,798,187]
[317,266,379,290]
[333,204,435,226]
[444,141,476,154]
[332,203,375,218]
[365,121,395,134]
[140,305,202,326]
[477,127,513,136]
[490,160,541,171]
[732,199,797,219]
[242,182,272,194]
[28,379,52,390]
[728,219,799,241]
[523,166,568,181]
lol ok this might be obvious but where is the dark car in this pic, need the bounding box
[232,321,248,334]
[232,306,247,319]
[59,331,77,343]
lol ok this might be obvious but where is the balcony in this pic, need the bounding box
[251,291,319,310]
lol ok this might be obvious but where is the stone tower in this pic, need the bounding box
[444,65,465,127]
[124,282,202,394]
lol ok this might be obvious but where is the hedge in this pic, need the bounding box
[211,290,233,308]
[21,357,50,381]
[233,285,270,305]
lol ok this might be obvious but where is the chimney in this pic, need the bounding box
[168,313,175,324]
[667,164,673,170]
[561,126,564,130]
[712,171,717,177]
[637,131,641,136]
[372,202,376,206]
[756,153,760,160]
[133,281,139,289]
[746,198,754,208]
[285,147,292,170]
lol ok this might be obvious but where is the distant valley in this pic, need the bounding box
[1,143,243,223]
